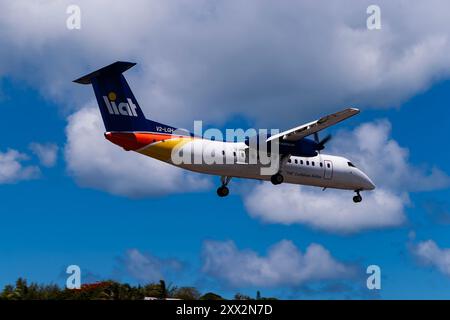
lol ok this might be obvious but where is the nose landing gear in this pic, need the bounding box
[217,176,232,197]
[353,190,362,203]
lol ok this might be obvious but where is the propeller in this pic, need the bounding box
[314,132,332,152]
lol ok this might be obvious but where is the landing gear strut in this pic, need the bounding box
[270,155,288,185]
[353,190,362,203]
[217,176,232,197]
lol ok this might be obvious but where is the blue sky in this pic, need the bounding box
[1,1,450,299]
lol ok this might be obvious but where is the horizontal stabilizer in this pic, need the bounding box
[73,61,136,84]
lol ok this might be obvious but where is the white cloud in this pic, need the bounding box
[330,120,450,191]
[244,120,449,234]
[0,149,40,184]
[2,1,450,126]
[245,184,406,234]
[29,142,58,167]
[411,240,450,276]
[119,248,183,283]
[202,239,355,287]
[64,105,211,197]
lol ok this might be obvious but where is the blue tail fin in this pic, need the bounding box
[74,61,177,133]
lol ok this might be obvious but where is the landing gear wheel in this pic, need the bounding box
[271,173,284,185]
[217,186,229,197]
[353,194,362,203]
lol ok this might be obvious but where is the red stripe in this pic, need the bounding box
[104,132,176,150]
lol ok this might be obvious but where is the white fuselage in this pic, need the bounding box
[164,140,375,191]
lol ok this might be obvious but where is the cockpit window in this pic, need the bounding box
[347,162,356,168]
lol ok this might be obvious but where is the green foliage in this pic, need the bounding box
[0,277,277,300]
[234,293,253,300]
[173,287,201,300]
[199,292,224,300]
[142,280,177,299]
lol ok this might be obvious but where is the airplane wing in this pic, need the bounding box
[267,108,359,142]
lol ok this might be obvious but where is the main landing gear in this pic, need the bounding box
[353,190,362,203]
[270,155,288,185]
[217,176,232,197]
[271,173,284,185]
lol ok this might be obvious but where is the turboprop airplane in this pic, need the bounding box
[74,61,375,203]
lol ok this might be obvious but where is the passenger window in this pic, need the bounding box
[312,161,315,166]
[306,161,309,166]
[222,150,225,156]
[300,160,303,165]
[295,159,298,164]
[320,162,323,167]
[233,152,236,157]
[327,163,330,168]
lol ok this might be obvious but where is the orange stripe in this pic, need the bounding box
[104,132,187,151]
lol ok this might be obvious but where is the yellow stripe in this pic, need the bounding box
[137,137,193,161]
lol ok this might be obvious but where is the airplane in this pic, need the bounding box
[74,61,375,203]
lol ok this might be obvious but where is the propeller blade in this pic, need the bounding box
[317,134,332,151]
[320,134,332,146]
[313,132,320,144]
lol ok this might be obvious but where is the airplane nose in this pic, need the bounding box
[359,170,376,190]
